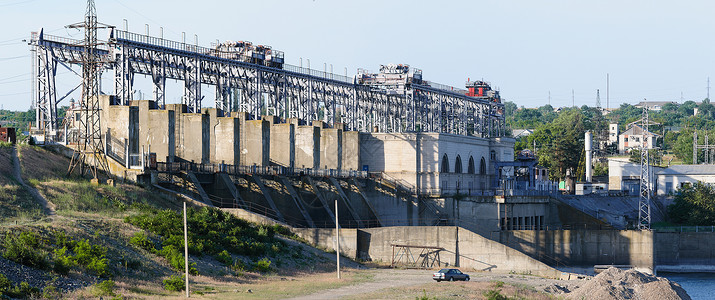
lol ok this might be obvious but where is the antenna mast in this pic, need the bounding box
[638,100,652,230]
[67,0,111,180]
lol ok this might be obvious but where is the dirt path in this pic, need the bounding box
[287,269,434,300]
[11,145,56,216]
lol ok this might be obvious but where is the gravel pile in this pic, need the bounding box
[565,267,691,300]
[0,257,91,293]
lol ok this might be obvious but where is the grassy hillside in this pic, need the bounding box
[0,145,343,299]
[0,144,44,225]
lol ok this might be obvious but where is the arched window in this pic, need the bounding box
[441,154,450,173]
[455,155,463,173]
[490,150,497,161]
[480,157,486,175]
[468,156,475,174]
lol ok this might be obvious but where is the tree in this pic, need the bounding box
[668,182,715,225]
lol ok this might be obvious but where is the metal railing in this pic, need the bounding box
[654,226,715,233]
[154,161,369,179]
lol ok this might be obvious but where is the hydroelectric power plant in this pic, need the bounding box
[28,1,708,278]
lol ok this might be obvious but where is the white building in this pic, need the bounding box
[618,125,659,154]
[608,159,661,195]
[656,165,715,195]
[360,132,514,195]
[609,123,619,144]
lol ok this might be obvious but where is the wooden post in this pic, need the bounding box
[335,199,340,279]
[184,202,189,297]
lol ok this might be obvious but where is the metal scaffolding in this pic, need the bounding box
[31,26,506,141]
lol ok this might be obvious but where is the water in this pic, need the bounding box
[660,272,715,300]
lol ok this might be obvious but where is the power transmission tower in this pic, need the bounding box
[67,0,112,180]
[596,89,601,108]
[638,101,651,230]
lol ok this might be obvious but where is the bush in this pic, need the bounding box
[129,232,155,252]
[53,246,75,275]
[215,250,232,266]
[42,285,61,299]
[0,274,11,292]
[92,280,116,297]
[5,281,40,299]
[3,231,49,270]
[73,239,110,277]
[160,245,197,275]
[163,275,185,291]
[253,257,272,273]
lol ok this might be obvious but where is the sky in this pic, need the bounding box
[1,0,715,111]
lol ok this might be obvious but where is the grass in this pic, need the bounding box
[346,279,554,300]
[0,144,376,299]
[195,270,375,299]
[0,184,44,224]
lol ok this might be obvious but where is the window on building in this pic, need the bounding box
[441,154,450,173]
[624,137,628,142]
[455,155,463,173]
[490,150,496,161]
[480,157,486,175]
[467,156,475,174]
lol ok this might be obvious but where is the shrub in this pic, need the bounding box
[253,257,272,273]
[483,289,508,300]
[3,231,49,270]
[52,246,75,275]
[42,285,61,299]
[92,280,116,297]
[129,232,155,252]
[6,281,40,299]
[73,239,110,277]
[0,274,11,292]
[163,275,185,291]
[215,250,232,266]
[160,245,197,275]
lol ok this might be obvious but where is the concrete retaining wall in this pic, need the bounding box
[656,232,715,266]
[499,230,654,274]
[359,226,560,278]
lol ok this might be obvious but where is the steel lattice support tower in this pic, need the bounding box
[67,0,110,179]
[638,104,652,230]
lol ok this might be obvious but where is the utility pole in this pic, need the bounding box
[606,73,609,110]
[548,91,551,106]
[708,77,711,100]
[572,89,575,108]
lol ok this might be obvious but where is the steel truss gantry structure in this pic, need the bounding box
[31,28,506,139]
[638,105,652,230]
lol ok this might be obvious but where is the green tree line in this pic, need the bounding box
[506,98,715,180]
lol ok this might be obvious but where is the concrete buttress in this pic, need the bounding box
[250,175,285,222]
[279,176,315,227]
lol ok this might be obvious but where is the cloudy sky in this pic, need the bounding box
[1,0,714,111]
